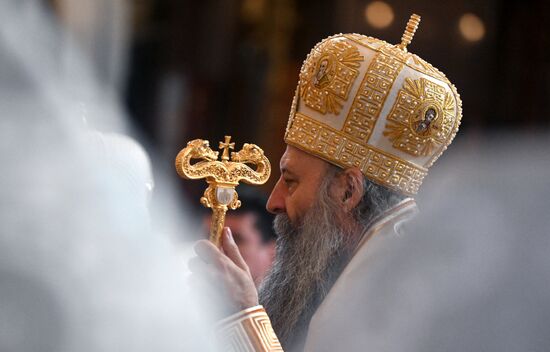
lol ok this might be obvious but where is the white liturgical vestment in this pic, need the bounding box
[216,198,418,351]
[303,198,418,351]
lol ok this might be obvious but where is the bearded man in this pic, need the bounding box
[189,14,462,352]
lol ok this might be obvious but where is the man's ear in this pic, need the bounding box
[331,167,364,212]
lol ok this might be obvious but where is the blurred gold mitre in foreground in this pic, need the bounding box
[285,14,462,195]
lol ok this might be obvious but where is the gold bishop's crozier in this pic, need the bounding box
[175,136,271,247]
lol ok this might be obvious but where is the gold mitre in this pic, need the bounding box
[285,14,462,195]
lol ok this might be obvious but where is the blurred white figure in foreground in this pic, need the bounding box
[0,121,206,352]
[0,1,219,351]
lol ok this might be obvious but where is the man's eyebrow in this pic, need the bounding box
[280,167,297,177]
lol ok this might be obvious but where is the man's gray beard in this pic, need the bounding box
[258,187,359,351]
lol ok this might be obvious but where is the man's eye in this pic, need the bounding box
[284,178,297,190]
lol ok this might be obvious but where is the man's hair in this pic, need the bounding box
[229,187,276,243]
[325,164,407,229]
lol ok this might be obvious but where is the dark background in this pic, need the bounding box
[57,0,550,200]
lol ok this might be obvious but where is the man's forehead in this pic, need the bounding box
[279,146,301,170]
[279,145,327,173]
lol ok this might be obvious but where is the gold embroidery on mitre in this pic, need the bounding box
[384,77,456,157]
[285,113,428,195]
[285,87,299,140]
[376,44,450,83]
[342,51,404,142]
[408,54,449,83]
[342,33,451,86]
[424,82,462,167]
[299,37,364,115]
[344,33,387,50]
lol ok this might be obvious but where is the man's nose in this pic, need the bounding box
[266,178,285,214]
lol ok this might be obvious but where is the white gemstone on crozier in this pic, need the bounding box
[216,187,234,205]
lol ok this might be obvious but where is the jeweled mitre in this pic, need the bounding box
[285,15,462,195]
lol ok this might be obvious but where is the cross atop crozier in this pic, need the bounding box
[219,135,235,162]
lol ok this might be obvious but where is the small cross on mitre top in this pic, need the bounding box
[219,135,235,161]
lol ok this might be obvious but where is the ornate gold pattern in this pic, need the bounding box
[344,33,386,50]
[285,87,299,140]
[286,113,427,195]
[383,77,456,157]
[342,51,403,142]
[344,33,450,83]
[407,54,449,82]
[425,81,462,167]
[299,37,363,115]
[175,137,271,246]
[216,306,282,352]
[397,14,421,51]
[284,15,463,195]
